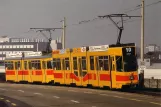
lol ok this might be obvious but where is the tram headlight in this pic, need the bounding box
[129,75,134,80]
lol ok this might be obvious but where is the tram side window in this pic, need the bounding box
[98,56,109,71]
[15,62,18,70]
[52,58,61,70]
[56,59,61,70]
[47,61,52,69]
[90,56,94,70]
[5,62,14,70]
[73,57,77,70]
[53,59,57,70]
[116,56,123,72]
[82,57,86,70]
[24,61,28,70]
[37,61,41,70]
[31,61,35,70]
[42,61,46,69]
[65,58,70,70]
[28,62,32,70]
[17,61,21,70]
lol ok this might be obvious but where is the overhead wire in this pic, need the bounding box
[67,0,161,27]
[22,0,161,38]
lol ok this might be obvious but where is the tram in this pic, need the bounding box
[5,43,138,89]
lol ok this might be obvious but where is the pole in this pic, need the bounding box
[62,17,66,49]
[140,0,145,87]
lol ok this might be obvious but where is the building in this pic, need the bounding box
[146,44,160,52]
[0,36,62,61]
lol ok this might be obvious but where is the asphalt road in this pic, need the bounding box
[0,83,160,107]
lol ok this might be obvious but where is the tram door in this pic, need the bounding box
[15,61,22,82]
[42,60,47,83]
[110,55,116,89]
[72,56,87,86]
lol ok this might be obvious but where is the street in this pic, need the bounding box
[0,83,160,107]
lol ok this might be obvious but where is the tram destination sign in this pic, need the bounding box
[89,45,109,52]
[122,47,135,56]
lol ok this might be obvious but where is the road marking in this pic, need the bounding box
[71,100,79,103]
[84,91,92,94]
[113,96,124,99]
[0,98,4,100]
[53,96,60,99]
[18,90,24,93]
[11,103,17,106]
[0,88,7,91]
[100,94,110,96]
[92,106,96,107]
[150,102,161,106]
[34,93,43,96]
[6,100,10,102]
[129,99,142,102]
[68,90,78,92]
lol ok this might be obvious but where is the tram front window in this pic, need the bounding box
[123,55,137,72]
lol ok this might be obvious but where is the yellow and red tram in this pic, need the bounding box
[5,54,54,84]
[5,43,138,89]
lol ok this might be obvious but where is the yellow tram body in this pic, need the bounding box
[5,43,138,89]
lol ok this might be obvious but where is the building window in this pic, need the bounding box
[6,45,9,48]
[0,46,2,48]
[9,45,12,48]
[30,45,34,48]
[20,45,23,48]
[2,45,6,48]
[27,45,30,48]
[16,45,20,48]
[13,45,16,48]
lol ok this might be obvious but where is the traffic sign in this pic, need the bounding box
[140,61,145,66]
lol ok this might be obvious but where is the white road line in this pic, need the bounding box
[113,96,124,99]
[100,94,110,96]
[68,90,78,92]
[84,91,92,94]
[17,90,24,93]
[150,102,161,106]
[71,100,80,103]
[34,93,43,96]
[53,96,60,99]
[0,88,7,91]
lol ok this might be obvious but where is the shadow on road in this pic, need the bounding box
[0,101,8,107]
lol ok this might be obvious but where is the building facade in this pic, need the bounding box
[0,36,62,61]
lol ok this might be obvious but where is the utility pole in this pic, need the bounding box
[140,0,145,88]
[61,17,66,49]
[30,28,62,53]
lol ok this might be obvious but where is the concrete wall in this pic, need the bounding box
[138,69,161,79]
